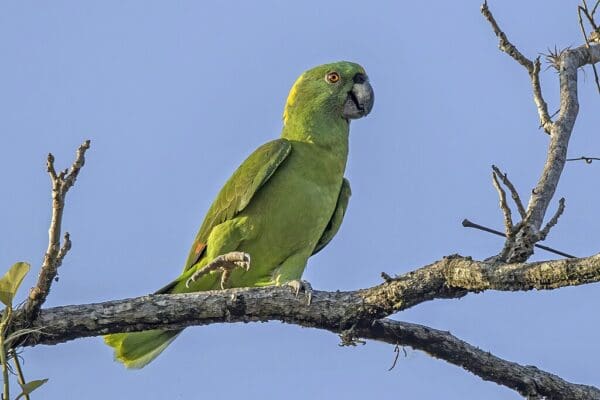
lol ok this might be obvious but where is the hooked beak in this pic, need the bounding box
[343,73,374,119]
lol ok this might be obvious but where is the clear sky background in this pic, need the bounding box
[1,1,599,399]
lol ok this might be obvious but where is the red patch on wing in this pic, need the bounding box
[194,242,207,255]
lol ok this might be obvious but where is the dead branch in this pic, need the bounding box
[491,165,526,219]
[12,276,600,399]
[23,140,91,320]
[481,1,553,134]
[491,169,514,237]
[578,1,600,92]
[482,2,600,263]
[14,253,600,343]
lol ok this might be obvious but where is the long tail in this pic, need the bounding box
[103,274,185,369]
[104,329,181,369]
[104,261,213,368]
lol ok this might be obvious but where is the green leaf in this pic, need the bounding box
[15,379,48,399]
[0,262,30,307]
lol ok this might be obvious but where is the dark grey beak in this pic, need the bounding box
[343,73,374,119]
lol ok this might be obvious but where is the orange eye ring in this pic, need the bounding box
[326,71,340,83]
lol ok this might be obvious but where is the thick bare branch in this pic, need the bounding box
[360,320,600,400]
[12,269,600,399]
[24,140,91,320]
[525,43,600,232]
[14,253,600,346]
[360,254,600,316]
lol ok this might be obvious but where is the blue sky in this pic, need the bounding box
[1,1,599,399]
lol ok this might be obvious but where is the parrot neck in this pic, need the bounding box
[281,113,350,151]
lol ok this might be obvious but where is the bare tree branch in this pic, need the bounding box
[491,169,514,237]
[482,2,600,263]
[525,43,599,229]
[539,197,566,240]
[360,320,600,400]
[14,253,600,345]
[481,1,554,134]
[491,165,526,219]
[12,279,600,399]
[24,140,91,320]
[578,1,600,93]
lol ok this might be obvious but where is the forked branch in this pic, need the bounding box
[481,2,600,263]
[23,140,91,320]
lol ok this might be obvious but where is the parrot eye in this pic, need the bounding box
[325,71,340,84]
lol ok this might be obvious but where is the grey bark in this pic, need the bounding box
[14,276,600,400]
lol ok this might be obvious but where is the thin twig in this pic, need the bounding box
[481,1,553,134]
[578,4,600,93]
[462,219,576,258]
[491,170,513,237]
[24,140,90,320]
[582,1,599,30]
[56,232,71,268]
[539,198,566,240]
[381,272,394,282]
[491,165,526,219]
[481,1,533,70]
[531,57,554,133]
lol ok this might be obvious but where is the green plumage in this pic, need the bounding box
[104,61,373,368]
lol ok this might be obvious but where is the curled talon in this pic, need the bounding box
[185,251,251,289]
[286,279,313,305]
[233,253,251,271]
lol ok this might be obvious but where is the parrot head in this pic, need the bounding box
[283,61,374,125]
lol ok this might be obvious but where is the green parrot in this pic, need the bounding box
[104,61,374,368]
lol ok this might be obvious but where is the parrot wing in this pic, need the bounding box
[182,138,292,271]
[312,178,351,255]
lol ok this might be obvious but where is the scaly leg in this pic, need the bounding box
[186,252,251,289]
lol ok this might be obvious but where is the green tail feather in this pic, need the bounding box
[104,329,181,369]
[104,269,215,368]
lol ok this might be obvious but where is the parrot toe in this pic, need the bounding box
[286,279,313,306]
[233,253,251,271]
[185,252,252,289]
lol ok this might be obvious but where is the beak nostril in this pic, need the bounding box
[353,73,367,84]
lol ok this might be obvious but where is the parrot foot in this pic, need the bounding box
[286,279,313,306]
[186,252,251,289]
